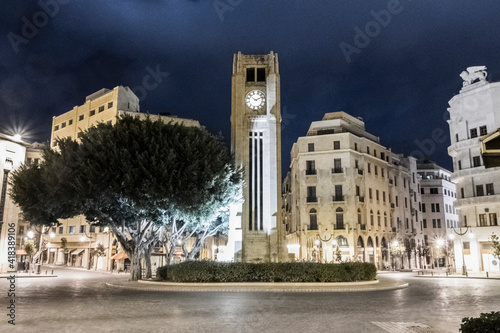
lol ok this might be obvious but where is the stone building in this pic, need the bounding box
[282,112,454,270]
[0,134,44,273]
[46,86,201,271]
[448,66,500,273]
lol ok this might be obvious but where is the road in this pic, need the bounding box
[1,267,499,333]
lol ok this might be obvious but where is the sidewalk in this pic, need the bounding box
[415,269,500,280]
[106,276,409,293]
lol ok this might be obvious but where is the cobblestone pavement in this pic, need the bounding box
[1,267,499,333]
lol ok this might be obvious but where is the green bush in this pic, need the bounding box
[156,261,376,283]
[460,312,500,333]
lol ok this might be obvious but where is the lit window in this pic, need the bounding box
[69,226,75,234]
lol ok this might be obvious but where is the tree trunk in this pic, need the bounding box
[188,246,201,260]
[144,244,154,279]
[128,249,142,281]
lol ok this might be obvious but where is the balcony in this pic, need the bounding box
[389,179,393,185]
[360,224,367,231]
[391,227,397,232]
[332,195,345,202]
[390,203,395,209]
[307,197,318,203]
[305,169,317,175]
[412,228,417,235]
[358,196,365,203]
[331,168,343,174]
[357,169,364,175]
[334,224,345,230]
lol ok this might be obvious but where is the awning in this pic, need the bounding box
[173,250,184,256]
[71,249,85,255]
[111,252,128,260]
[15,250,26,255]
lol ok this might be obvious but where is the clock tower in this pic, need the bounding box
[225,51,287,263]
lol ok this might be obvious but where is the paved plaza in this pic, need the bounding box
[1,267,500,332]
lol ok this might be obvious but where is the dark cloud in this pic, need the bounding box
[1,0,499,173]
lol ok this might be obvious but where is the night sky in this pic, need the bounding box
[1,1,500,175]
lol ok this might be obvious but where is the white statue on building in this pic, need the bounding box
[460,66,487,86]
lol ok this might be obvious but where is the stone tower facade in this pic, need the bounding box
[225,51,287,263]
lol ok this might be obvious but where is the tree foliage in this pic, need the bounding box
[10,116,241,280]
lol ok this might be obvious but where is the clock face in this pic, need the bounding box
[245,90,266,110]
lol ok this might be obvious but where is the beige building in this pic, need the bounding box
[283,112,436,270]
[448,66,500,273]
[45,86,201,271]
[225,52,288,263]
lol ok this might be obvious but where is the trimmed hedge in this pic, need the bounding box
[156,261,376,283]
[460,312,500,333]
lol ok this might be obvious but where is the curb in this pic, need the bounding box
[1,275,58,278]
[105,280,409,293]
[415,275,500,280]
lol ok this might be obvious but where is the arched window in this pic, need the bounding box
[377,211,381,226]
[381,237,387,249]
[336,236,348,247]
[335,207,344,230]
[367,237,374,248]
[370,210,374,226]
[384,212,387,227]
[357,236,364,248]
[309,208,318,230]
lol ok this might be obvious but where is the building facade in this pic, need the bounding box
[281,112,462,270]
[448,66,500,273]
[0,135,44,273]
[225,51,288,263]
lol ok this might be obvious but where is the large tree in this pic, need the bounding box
[10,116,241,280]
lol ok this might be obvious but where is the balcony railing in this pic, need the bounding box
[389,179,393,185]
[390,203,395,208]
[360,224,367,230]
[332,195,345,202]
[358,196,365,203]
[307,197,318,203]
[357,169,364,175]
[306,169,317,175]
[334,224,345,230]
[332,168,343,174]
[392,227,397,232]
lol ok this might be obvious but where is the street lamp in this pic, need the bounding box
[451,226,473,275]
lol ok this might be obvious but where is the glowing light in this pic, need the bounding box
[49,232,55,238]
[80,236,86,242]
[332,240,337,246]
[103,227,109,233]
[314,240,320,245]
[287,244,300,251]
[392,240,399,247]
[468,233,475,239]
[12,134,22,141]
[27,230,34,239]
[436,238,445,247]
[448,234,455,240]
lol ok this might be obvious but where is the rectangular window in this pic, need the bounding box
[421,187,424,194]
[367,163,371,173]
[490,213,498,226]
[90,110,96,116]
[307,186,317,202]
[61,122,66,128]
[306,160,316,175]
[437,219,441,228]
[79,114,84,121]
[59,226,63,234]
[458,160,462,170]
[405,197,408,208]
[486,183,495,195]
[374,166,378,176]
[431,203,435,212]
[476,185,484,197]
[412,172,415,183]
[436,203,440,212]
[381,168,384,178]
[79,225,86,233]
[430,188,438,194]
[246,68,255,82]
[369,188,372,199]
[69,226,75,234]
[470,128,478,138]
[394,176,397,186]
[404,179,406,188]
[463,241,470,250]
[333,159,342,173]
[108,101,113,108]
[334,185,343,201]
[356,185,360,197]
[473,156,481,167]
[355,160,359,169]
[423,219,427,228]
[256,68,266,82]
[54,125,59,131]
[68,119,73,125]
[90,225,96,233]
[308,143,314,152]
[383,191,386,202]
[479,125,487,136]
[354,143,358,151]
[396,196,399,207]
[461,188,465,198]
[381,152,385,160]
[374,149,377,157]
[432,219,436,228]
[367,147,370,154]
[99,106,105,112]
[333,141,340,150]
[479,214,487,226]
[376,190,379,201]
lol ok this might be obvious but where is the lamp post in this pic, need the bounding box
[80,233,93,270]
[451,226,473,275]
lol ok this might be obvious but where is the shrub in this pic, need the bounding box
[156,261,377,283]
[460,312,500,333]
